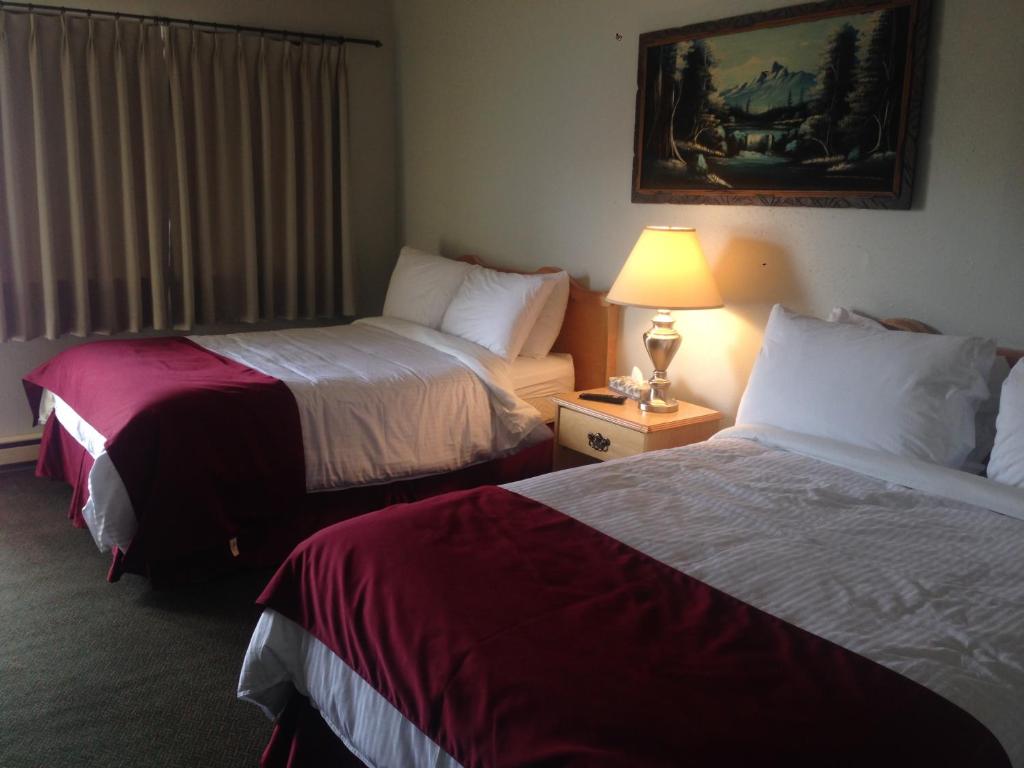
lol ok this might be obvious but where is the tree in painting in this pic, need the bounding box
[644,43,686,166]
[674,40,725,151]
[643,40,729,178]
[839,10,906,155]
[807,23,860,156]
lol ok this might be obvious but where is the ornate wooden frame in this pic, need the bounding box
[631,0,932,209]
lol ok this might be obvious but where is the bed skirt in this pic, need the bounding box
[36,418,553,585]
[262,691,365,768]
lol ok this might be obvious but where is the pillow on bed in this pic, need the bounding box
[967,357,1011,472]
[519,271,570,359]
[828,306,1009,472]
[441,267,555,361]
[988,362,1024,487]
[382,247,472,329]
[737,304,996,468]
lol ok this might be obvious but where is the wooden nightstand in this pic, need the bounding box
[551,388,721,470]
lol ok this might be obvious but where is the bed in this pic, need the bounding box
[238,308,1024,767]
[22,252,620,583]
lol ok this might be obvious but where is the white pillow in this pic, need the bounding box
[966,356,1011,472]
[382,247,472,329]
[519,271,570,358]
[737,305,996,468]
[828,307,1007,472]
[440,267,556,361]
[988,362,1024,487]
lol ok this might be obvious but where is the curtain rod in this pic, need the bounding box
[0,0,384,47]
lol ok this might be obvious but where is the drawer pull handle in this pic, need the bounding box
[587,432,611,452]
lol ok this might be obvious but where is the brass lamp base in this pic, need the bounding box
[639,309,681,413]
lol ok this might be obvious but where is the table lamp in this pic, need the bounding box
[606,227,722,413]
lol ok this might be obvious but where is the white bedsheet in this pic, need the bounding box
[509,353,574,398]
[196,317,544,491]
[43,318,546,552]
[239,429,1024,767]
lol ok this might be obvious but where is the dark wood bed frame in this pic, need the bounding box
[882,317,1023,367]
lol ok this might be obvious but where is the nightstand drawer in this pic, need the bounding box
[557,407,644,461]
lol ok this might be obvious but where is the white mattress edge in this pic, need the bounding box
[42,391,135,552]
[239,609,462,768]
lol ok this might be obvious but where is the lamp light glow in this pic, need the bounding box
[606,227,721,413]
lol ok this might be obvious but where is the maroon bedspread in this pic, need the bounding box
[260,485,1009,768]
[24,337,305,580]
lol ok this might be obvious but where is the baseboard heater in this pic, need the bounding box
[0,434,41,467]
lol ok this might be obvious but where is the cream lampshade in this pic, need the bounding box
[607,227,722,413]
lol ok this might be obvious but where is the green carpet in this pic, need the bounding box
[0,465,274,767]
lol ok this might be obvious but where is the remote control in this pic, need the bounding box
[578,392,627,405]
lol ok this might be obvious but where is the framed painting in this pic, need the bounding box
[631,0,931,208]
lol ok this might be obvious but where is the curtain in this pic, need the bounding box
[0,9,354,342]
[0,11,170,340]
[165,27,354,325]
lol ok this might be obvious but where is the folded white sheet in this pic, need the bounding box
[720,424,1024,521]
[200,317,544,491]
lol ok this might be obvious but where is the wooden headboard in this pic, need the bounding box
[881,317,1023,368]
[458,256,620,389]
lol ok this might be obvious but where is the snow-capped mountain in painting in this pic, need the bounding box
[721,61,817,113]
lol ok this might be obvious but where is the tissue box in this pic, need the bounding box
[608,376,650,400]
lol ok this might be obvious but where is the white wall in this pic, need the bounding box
[394,0,1024,422]
[0,0,398,438]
